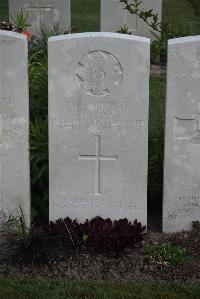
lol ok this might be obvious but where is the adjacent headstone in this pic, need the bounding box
[0,30,30,227]
[49,32,150,224]
[163,36,200,232]
[9,0,71,35]
[101,0,162,40]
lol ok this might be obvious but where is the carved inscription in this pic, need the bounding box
[173,51,200,80]
[75,50,123,96]
[168,196,200,221]
[52,117,146,131]
[79,135,117,195]
[0,98,15,104]
[52,99,146,131]
[0,116,26,137]
[54,199,142,211]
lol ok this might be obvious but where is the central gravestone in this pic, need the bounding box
[49,33,150,224]
[9,0,71,35]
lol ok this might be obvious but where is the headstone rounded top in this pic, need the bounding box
[48,32,150,44]
[168,35,200,45]
[0,29,27,40]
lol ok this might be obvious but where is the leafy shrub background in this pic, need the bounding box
[29,30,66,223]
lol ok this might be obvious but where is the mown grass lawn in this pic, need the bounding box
[71,0,100,32]
[0,279,200,299]
[163,0,200,35]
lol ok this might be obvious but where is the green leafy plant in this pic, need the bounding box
[29,55,48,120]
[116,24,132,34]
[10,9,31,31]
[120,0,184,63]
[145,243,190,267]
[30,119,48,222]
[7,207,30,247]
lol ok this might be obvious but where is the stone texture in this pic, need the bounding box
[49,32,150,225]
[9,0,71,35]
[101,0,162,40]
[163,36,200,232]
[0,30,30,227]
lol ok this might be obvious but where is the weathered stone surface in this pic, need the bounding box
[101,0,162,40]
[9,0,71,35]
[0,30,30,227]
[163,36,200,232]
[49,32,150,224]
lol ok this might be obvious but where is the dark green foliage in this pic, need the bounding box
[0,0,8,21]
[29,38,48,222]
[29,29,70,223]
[148,75,166,209]
[30,120,48,185]
[30,119,48,221]
[29,55,48,120]
[187,0,200,17]
[49,216,146,255]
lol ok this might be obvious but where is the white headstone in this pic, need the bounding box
[9,0,71,35]
[101,0,162,40]
[163,36,200,232]
[49,32,150,224]
[0,30,30,227]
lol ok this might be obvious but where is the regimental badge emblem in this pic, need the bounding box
[75,50,123,96]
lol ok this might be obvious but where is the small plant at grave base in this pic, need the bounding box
[145,243,190,267]
[7,207,30,247]
[116,24,132,34]
[10,9,31,40]
[48,216,146,255]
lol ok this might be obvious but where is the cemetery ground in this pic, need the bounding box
[1,1,200,298]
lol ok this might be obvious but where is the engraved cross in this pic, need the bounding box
[79,135,117,195]
[25,0,53,27]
